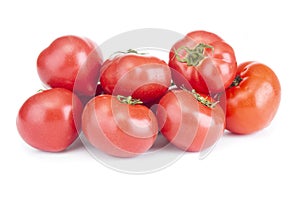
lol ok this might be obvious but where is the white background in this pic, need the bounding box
[1,0,299,198]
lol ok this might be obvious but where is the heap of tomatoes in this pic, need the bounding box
[16,31,281,157]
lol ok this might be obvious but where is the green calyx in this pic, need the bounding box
[190,89,218,108]
[109,49,147,59]
[115,49,147,55]
[175,43,213,66]
[181,86,218,108]
[124,49,139,54]
[117,95,143,105]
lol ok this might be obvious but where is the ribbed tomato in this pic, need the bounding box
[169,30,237,94]
[225,61,281,134]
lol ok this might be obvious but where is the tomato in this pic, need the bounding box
[169,30,237,94]
[100,50,172,104]
[16,88,83,152]
[156,89,225,152]
[37,35,102,96]
[81,94,158,157]
[225,61,281,134]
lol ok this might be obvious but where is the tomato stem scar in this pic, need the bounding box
[229,75,243,88]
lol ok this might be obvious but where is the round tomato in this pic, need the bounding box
[100,50,171,104]
[81,94,158,158]
[169,30,237,94]
[225,61,281,134]
[156,89,225,152]
[37,35,102,96]
[16,88,83,152]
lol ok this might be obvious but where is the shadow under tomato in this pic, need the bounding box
[66,137,85,152]
[150,133,173,151]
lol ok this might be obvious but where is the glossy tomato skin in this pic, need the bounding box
[225,62,281,134]
[185,30,223,44]
[100,54,171,104]
[37,35,102,96]
[16,88,83,152]
[169,30,237,94]
[156,89,225,152]
[81,95,158,157]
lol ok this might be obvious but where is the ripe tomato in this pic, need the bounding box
[225,61,281,134]
[37,35,102,96]
[16,88,83,152]
[81,94,158,157]
[169,30,237,94]
[156,89,225,152]
[100,50,171,104]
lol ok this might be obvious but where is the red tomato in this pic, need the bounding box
[16,88,83,152]
[156,89,225,152]
[100,51,171,103]
[186,30,223,44]
[81,94,158,157]
[169,30,237,94]
[37,35,102,96]
[225,61,281,134]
